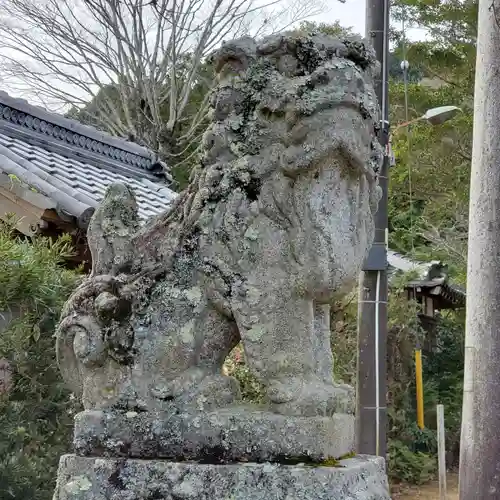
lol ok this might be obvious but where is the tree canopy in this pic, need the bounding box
[389,0,475,282]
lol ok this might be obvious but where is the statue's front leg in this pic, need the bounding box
[146,299,242,411]
[231,280,352,417]
[314,303,354,413]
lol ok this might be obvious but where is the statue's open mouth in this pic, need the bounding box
[282,100,382,185]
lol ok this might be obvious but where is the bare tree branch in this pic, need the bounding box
[0,0,325,160]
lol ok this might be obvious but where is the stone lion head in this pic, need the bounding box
[177,32,384,298]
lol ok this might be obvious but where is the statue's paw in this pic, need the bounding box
[151,368,208,401]
[187,374,242,410]
[268,378,354,417]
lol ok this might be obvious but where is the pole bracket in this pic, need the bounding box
[362,243,387,271]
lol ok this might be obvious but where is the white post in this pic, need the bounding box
[437,404,447,500]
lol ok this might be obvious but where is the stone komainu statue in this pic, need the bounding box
[56,32,382,419]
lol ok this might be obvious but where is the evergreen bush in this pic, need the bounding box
[0,220,81,500]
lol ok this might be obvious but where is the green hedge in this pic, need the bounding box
[0,221,81,500]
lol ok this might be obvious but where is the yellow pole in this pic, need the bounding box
[415,348,425,429]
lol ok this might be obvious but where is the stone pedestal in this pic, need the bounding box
[53,454,391,500]
[55,408,391,499]
[73,409,355,463]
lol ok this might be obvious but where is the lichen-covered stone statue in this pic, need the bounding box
[53,31,390,500]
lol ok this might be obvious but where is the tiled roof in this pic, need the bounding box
[0,92,177,227]
[387,249,434,280]
[0,91,161,172]
[387,249,466,305]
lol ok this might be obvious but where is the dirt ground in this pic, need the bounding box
[392,474,459,499]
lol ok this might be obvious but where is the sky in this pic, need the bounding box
[307,0,428,41]
[0,0,428,109]
[315,0,368,35]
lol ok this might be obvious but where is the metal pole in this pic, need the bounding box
[459,0,500,496]
[356,0,390,458]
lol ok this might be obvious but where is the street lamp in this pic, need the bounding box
[423,105,462,125]
[388,105,462,165]
[393,105,462,134]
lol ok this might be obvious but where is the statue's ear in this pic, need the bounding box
[210,37,257,80]
[87,183,140,276]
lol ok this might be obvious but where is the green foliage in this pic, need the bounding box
[388,439,436,485]
[422,317,465,462]
[329,276,465,485]
[389,51,423,83]
[223,345,267,404]
[298,20,356,37]
[0,220,81,500]
[385,314,465,484]
[388,0,475,284]
[329,291,358,384]
[389,72,471,283]
[392,0,477,47]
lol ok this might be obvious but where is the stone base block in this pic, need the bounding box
[53,454,391,500]
[74,408,355,463]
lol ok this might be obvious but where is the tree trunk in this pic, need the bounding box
[459,0,500,496]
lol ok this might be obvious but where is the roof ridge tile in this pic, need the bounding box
[0,91,172,179]
[0,91,150,156]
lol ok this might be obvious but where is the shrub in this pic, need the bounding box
[0,221,81,500]
[330,277,465,485]
[388,439,436,485]
[223,345,267,404]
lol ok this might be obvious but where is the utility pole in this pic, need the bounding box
[459,0,500,496]
[356,0,390,458]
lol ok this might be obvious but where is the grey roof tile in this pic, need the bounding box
[0,130,177,225]
[387,250,433,279]
[0,91,176,187]
[0,91,159,167]
[0,92,176,230]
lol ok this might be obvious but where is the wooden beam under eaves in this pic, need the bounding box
[0,187,45,236]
